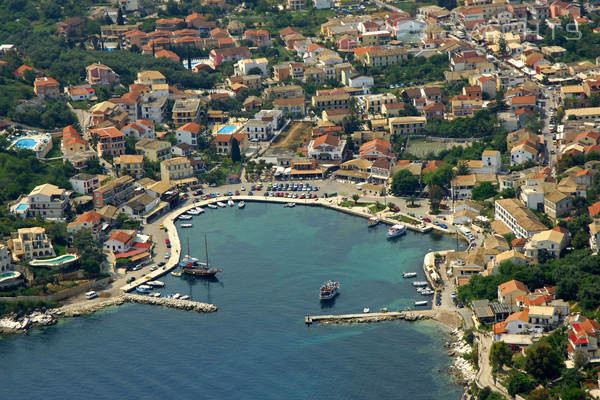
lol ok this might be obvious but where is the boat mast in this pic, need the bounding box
[204,233,209,267]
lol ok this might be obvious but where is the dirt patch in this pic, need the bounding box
[271,122,313,152]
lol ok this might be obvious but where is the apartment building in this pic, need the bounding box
[388,116,426,135]
[495,198,547,238]
[93,175,135,207]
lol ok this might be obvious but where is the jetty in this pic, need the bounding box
[123,293,217,313]
[305,310,433,325]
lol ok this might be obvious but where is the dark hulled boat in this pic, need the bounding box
[181,234,222,278]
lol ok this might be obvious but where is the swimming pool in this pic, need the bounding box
[14,138,38,149]
[217,125,237,134]
[0,271,22,288]
[15,204,29,211]
[29,254,78,267]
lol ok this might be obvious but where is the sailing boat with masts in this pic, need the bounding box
[180,234,222,278]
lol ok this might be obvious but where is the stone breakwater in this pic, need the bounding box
[122,293,218,312]
[0,295,218,335]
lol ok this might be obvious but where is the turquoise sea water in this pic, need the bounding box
[1,203,466,400]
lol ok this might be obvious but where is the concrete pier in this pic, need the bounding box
[305,310,433,325]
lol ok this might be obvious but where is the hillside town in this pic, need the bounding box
[4,0,600,398]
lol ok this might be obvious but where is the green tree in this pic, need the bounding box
[456,160,470,175]
[429,184,443,213]
[231,138,241,163]
[391,169,419,195]
[125,136,137,154]
[352,194,359,204]
[560,388,586,400]
[423,164,454,188]
[504,370,535,397]
[489,341,512,371]
[572,230,589,250]
[525,342,562,382]
[498,36,508,57]
[573,349,589,369]
[527,387,550,400]
[471,182,497,201]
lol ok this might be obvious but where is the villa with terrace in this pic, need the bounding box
[11,183,71,220]
[8,227,55,261]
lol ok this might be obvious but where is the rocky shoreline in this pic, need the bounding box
[445,329,477,386]
[0,294,217,335]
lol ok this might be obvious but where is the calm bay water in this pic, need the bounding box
[1,203,465,399]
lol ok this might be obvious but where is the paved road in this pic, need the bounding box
[476,333,510,398]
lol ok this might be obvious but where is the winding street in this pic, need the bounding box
[476,332,510,399]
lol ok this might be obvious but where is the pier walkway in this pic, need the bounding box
[305,309,434,325]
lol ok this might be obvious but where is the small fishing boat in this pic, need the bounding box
[238,201,245,209]
[207,204,218,209]
[363,307,370,313]
[151,292,161,297]
[181,223,193,228]
[403,272,417,278]
[147,281,165,287]
[136,284,152,294]
[180,295,190,300]
[228,199,235,207]
[319,280,340,300]
[171,271,182,277]
[187,209,201,215]
[368,217,379,227]
[284,202,296,208]
[387,224,406,239]
[421,289,435,296]
[414,301,428,306]
[217,201,226,208]
[178,214,193,220]
[195,207,205,213]
[173,293,181,299]
[412,281,428,287]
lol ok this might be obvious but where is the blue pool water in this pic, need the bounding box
[217,125,237,134]
[14,138,37,149]
[15,203,29,211]
[1,204,466,399]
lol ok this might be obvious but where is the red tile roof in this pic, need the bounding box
[589,201,600,217]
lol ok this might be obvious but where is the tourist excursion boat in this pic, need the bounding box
[414,301,428,306]
[412,281,428,287]
[319,280,340,300]
[238,201,245,209]
[136,284,152,294]
[85,291,98,300]
[181,223,193,228]
[228,199,235,207]
[207,204,218,209]
[368,217,379,227]
[171,271,182,277]
[180,235,222,278]
[387,224,406,238]
[147,281,165,288]
[217,201,226,208]
[403,272,417,278]
[178,214,193,220]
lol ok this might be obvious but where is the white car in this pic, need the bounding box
[240,186,246,191]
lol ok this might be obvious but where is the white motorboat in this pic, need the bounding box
[195,207,205,213]
[363,307,370,313]
[181,223,193,228]
[420,289,435,296]
[403,272,417,278]
[412,281,428,287]
[178,214,193,220]
[180,295,190,300]
[217,201,226,208]
[368,217,379,227]
[151,292,161,297]
[228,199,235,207]
[173,293,181,299]
[387,224,407,238]
[285,202,296,208]
[187,209,201,215]
[414,301,428,306]
[238,201,245,209]
[207,203,218,209]
[147,281,165,287]
[136,285,152,294]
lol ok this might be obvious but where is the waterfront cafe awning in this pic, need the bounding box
[333,169,369,180]
[131,251,151,263]
[274,166,284,176]
[172,177,198,186]
[284,167,291,175]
